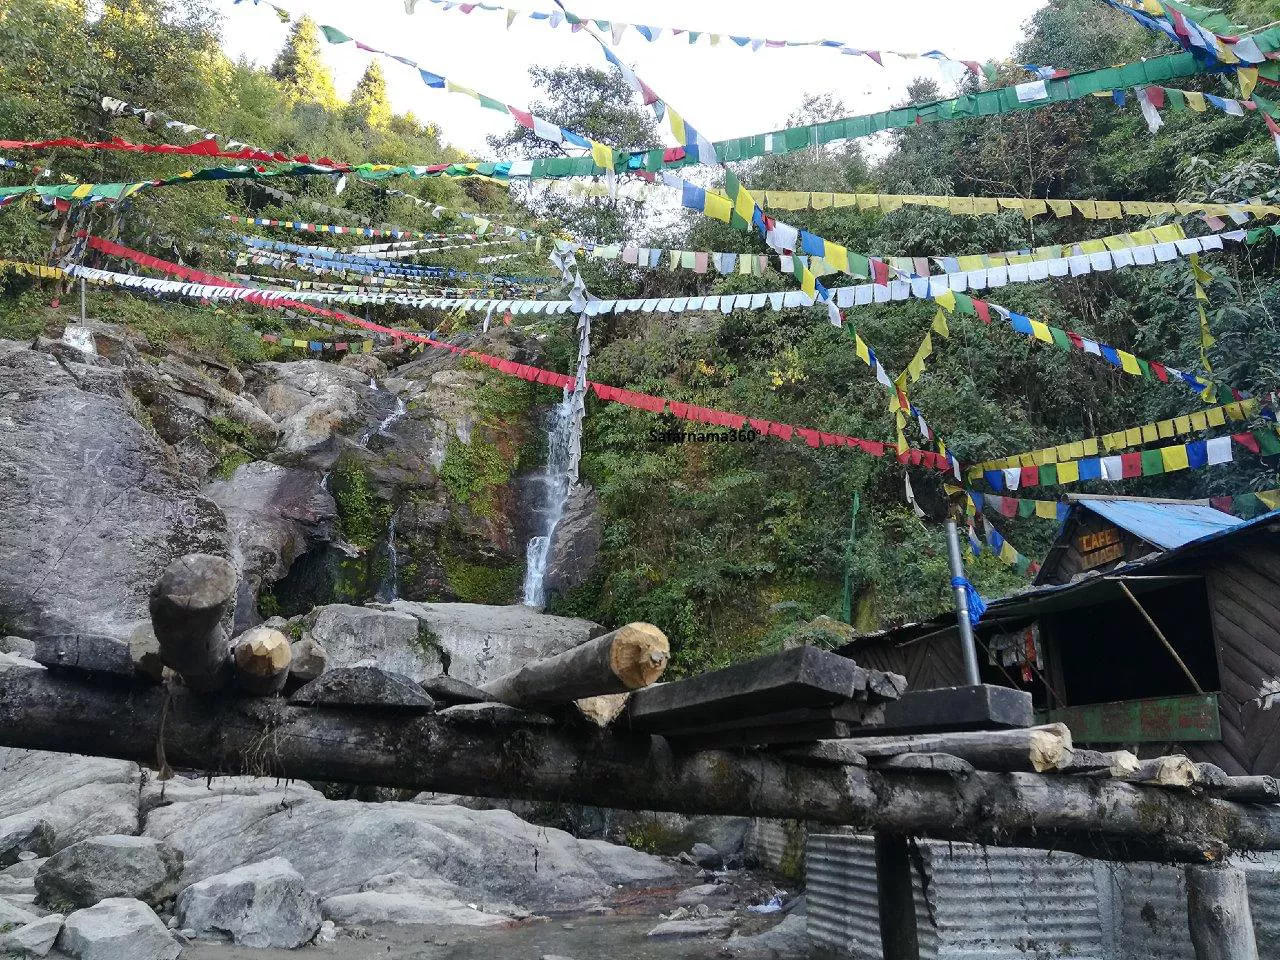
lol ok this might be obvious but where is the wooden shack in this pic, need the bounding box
[842,501,1280,774]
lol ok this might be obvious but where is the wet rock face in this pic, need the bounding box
[543,483,602,598]
[0,341,230,644]
[204,461,336,631]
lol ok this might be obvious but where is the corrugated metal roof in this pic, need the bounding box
[1075,498,1242,550]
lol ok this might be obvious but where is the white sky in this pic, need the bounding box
[212,0,1048,159]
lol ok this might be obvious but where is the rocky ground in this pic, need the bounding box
[0,746,809,960]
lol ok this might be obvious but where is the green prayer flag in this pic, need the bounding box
[1039,464,1058,487]
[321,25,352,43]
[1255,429,1280,456]
[1049,327,1072,351]
[1141,449,1165,475]
[1018,499,1036,519]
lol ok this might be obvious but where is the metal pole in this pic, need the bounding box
[79,278,86,323]
[945,519,982,686]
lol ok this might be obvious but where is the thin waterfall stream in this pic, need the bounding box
[521,395,580,608]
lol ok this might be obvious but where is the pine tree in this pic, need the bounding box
[270,15,339,110]
[347,62,392,131]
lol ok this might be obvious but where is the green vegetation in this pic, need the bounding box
[439,433,515,520]
[441,553,522,605]
[329,456,389,549]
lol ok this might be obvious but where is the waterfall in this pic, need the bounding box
[375,511,400,602]
[521,394,580,608]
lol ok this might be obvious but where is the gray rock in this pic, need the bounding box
[0,750,141,850]
[376,600,603,686]
[690,843,723,869]
[290,666,436,710]
[0,652,42,673]
[0,817,54,868]
[0,912,63,957]
[144,790,674,910]
[725,908,808,958]
[175,857,321,948]
[289,637,328,682]
[35,835,183,910]
[647,916,735,939]
[301,604,441,681]
[204,461,337,631]
[320,891,509,927]
[141,775,320,815]
[2,859,47,881]
[420,675,490,704]
[57,898,179,960]
[674,883,732,906]
[0,343,230,643]
[0,637,34,657]
[0,897,39,928]
[244,359,368,457]
[542,483,602,597]
[0,874,34,896]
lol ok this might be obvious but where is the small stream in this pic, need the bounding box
[522,394,580,608]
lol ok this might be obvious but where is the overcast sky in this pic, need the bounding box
[213,0,1048,158]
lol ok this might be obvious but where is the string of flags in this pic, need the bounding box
[969,490,1072,522]
[16,246,949,469]
[223,215,524,243]
[972,428,1280,492]
[1102,0,1264,65]
[404,0,1017,82]
[970,398,1263,472]
[967,514,1042,578]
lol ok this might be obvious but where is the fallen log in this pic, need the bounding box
[1065,749,1141,778]
[231,626,292,695]
[4,671,1280,863]
[149,553,235,692]
[1223,776,1280,803]
[1124,755,1201,788]
[818,724,1074,773]
[481,623,669,706]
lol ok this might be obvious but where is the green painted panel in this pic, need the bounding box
[1039,693,1220,743]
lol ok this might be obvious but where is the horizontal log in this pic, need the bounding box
[1223,776,1280,803]
[1125,756,1202,788]
[4,671,1280,863]
[481,623,669,706]
[871,753,976,777]
[1066,749,1141,778]
[820,724,1074,773]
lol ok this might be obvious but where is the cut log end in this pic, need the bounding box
[1028,723,1073,773]
[231,627,292,695]
[575,692,631,728]
[153,554,236,614]
[609,623,670,690]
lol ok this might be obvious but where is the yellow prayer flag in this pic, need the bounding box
[1161,445,1191,472]
[1034,448,1054,466]
[1073,200,1098,219]
[1189,411,1209,431]
[1029,320,1053,343]
[811,193,834,209]
[932,310,950,337]
[832,194,857,208]
[1258,490,1280,510]
[1047,199,1073,218]
[1082,438,1099,456]
[1151,224,1185,243]
[1022,199,1048,218]
[704,193,732,223]
[1244,398,1261,416]
[1055,443,1074,460]
[1095,201,1122,219]
[668,109,687,145]
[1224,401,1244,420]
[1020,453,1036,467]
[974,198,998,215]
[854,334,871,365]
[933,290,957,312]
[949,197,976,215]
[1174,415,1192,434]
[590,141,614,171]
[1140,424,1159,443]
[1068,441,1085,459]
[825,243,849,273]
[1147,202,1177,216]
[1184,90,1208,112]
[1057,461,1081,484]
[1034,500,1059,519]
[1206,406,1226,427]
[1079,239,1107,255]
[856,194,878,210]
[799,268,816,299]
[1117,351,1142,375]
[1121,201,1151,216]
[999,541,1017,563]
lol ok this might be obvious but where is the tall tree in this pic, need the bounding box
[347,61,391,131]
[270,15,339,110]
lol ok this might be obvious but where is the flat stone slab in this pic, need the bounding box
[290,667,436,711]
[647,916,735,939]
[436,703,554,725]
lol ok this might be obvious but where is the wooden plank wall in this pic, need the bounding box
[852,629,966,693]
[1206,544,1280,776]
[1038,509,1158,586]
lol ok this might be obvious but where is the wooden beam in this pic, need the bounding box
[1185,864,1259,960]
[230,627,292,695]
[875,833,922,960]
[481,623,668,706]
[627,646,901,733]
[3,670,1280,863]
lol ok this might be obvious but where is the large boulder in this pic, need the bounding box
[144,787,674,911]
[57,898,179,960]
[0,897,39,929]
[243,360,377,459]
[203,461,337,630]
[542,482,602,597]
[300,603,441,681]
[374,600,603,686]
[35,836,183,910]
[175,857,321,948]
[0,343,230,643]
[0,750,141,850]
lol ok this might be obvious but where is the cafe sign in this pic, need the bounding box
[1078,526,1124,569]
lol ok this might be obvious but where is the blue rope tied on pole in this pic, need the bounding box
[951,576,987,626]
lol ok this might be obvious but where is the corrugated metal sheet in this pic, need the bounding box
[1239,853,1280,956]
[746,818,805,876]
[1073,498,1240,550]
[925,844,1109,959]
[806,834,938,960]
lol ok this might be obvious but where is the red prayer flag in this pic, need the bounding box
[1121,452,1143,477]
[1234,432,1261,454]
[974,299,991,325]
[1020,465,1039,488]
